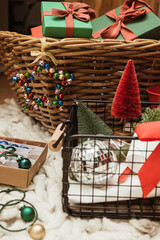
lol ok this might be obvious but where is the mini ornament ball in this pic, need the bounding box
[70,140,117,185]
[17,157,32,169]
[20,205,35,222]
[28,224,46,240]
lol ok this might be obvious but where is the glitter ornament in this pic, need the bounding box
[71,140,117,185]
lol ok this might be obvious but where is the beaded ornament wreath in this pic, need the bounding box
[12,60,74,111]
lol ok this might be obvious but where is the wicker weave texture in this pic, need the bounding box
[0,31,160,133]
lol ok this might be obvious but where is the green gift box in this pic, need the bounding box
[92,5,160,40]
[41,1,94,38]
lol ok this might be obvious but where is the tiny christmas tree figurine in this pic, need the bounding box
[77,102,113,135]
[111,59,141,121]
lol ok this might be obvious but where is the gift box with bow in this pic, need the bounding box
[92,0,160,40]
[41,1,96,38]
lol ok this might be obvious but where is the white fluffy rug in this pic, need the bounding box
[0,98,160,240]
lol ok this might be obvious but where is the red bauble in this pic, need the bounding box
[59,93,64,99]
[28,93,34,99]
[18,80,23,86]
[61,81,67,86]
[33,65,37,71]
[48,73,53,78]
[29,106,34,111]
[41,96,47,102]
[111,59,141,119]
[53,107,59,110]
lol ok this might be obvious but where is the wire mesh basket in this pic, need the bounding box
[61,100,160,219]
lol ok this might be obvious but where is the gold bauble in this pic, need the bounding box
[59,74,64,80]
[59,106,64,111]
[24,93,28,99]
[28,224,46,240]
[20,74,24,80]
[20,87,25,92]
[49,68,55,73]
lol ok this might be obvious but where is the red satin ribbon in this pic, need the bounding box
[119,121,160,198]
[135,121,160,198]
[42,2,95,38]
[120,0,153,13]
[92,0,152,40]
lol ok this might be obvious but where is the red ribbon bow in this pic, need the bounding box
[92,0,152,40]
[136,121,160,198]
[119,121,160,198]
[120,0,153,13]
[42,2,95,38]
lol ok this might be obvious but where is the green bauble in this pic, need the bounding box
[24,104,30,110]
[24,72,31,78]
[21,206,35,222]
[39,101,44,107]
[0,145,5,149]
[64,73,70,79]
[36,66,42,72]
[53,72,59,79]
[52,101,58,107]
[6,146,16,152]
[18,158,32,169]
[54,95,59,101]
[60,86,65,91]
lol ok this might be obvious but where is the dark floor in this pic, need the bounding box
[0,73,15,104]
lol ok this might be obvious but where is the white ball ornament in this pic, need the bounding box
[70,140,117,185]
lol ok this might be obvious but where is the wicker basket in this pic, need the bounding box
[0,31,160,133]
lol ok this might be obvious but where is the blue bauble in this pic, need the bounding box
[0,141,9,145]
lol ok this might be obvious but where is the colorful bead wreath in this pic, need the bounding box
[12,60,74,111]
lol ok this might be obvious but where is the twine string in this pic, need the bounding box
[30,37,58,66]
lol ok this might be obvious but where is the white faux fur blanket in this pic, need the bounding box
[0,98,160,240]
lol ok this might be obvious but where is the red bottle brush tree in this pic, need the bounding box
[111,59,141,121]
